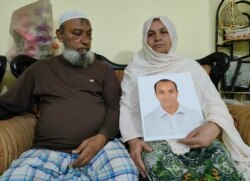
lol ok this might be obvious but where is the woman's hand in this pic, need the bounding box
[70,134,108,167]
[179,122,221,148]
[128,138,152,178]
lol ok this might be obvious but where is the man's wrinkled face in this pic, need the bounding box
[57,18,92,53]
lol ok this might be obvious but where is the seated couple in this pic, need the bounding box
[0,10,249,181]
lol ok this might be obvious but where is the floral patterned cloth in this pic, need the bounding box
[143,140,245,181]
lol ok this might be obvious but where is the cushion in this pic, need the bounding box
[115,70,124,84]
[0,113,36,174]
[227,104,250,145]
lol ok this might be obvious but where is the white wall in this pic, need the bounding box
[0,0,218,65]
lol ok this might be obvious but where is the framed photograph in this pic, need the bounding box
[138,73,204,141]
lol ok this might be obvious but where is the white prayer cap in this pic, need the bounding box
[59,10,89,26]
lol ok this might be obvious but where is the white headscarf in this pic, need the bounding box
[119,15,250,176]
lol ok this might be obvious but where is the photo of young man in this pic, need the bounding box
[143,79,203,140]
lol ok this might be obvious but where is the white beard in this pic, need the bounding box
[62,49,95,68]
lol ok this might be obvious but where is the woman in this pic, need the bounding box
[119,16,250,180]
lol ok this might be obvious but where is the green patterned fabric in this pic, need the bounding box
[142,140,245,181]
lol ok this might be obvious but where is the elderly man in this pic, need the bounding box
[0,10,138,180]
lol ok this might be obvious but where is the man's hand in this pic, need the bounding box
[179,122,221,148]
[70,134,108,167]
[128,138,152,178]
